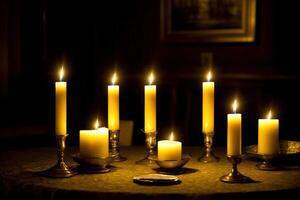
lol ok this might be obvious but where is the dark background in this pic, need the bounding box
[0,0,299,150]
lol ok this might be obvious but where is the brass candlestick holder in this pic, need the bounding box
[198,132,219,163]
[42,135,78,178]
[220,155,251,183]
[136,131,157,165]
[256,154,280,171]
[109,130,127,162]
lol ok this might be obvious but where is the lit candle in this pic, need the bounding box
[80,119,109,158]
[202,71,214,133]
[258,111,279,155]
[158,133,182,161]
[227,100,242,156]
[108,73,119,131]
[145,72,156,133]
[55,66,67,135]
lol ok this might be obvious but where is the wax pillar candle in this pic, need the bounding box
[158,133,182,161]
[108,73,119,131]
[258,111,279,155]
[80,120,109,158]
[55,66,67,135]
[227,100,242,156]
[145,72,156,133]
[202,71,214,133]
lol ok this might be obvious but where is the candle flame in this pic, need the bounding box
[207,71,212,81]
[232,99,238,113]
[267,110,272,119]
[95,118,99,129]
[112,73,117,85]
[169,132,174,141]
[59,66,64,81]
[148,72,154,85]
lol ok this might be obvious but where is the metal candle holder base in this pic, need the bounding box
[256,154,280,171]
[109,130,127,162]
[72,153,113,174]
[41,135,78,178]
[198,132,219,163]
[153,154,191,174]
[136,131,157,165]
[220,155,252,183]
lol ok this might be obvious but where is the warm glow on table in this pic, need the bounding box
[80,119,109,158]
[202,71,214,133]
[108,73,119,131]
[144,72,156,133]
[227,100,242,156]
[158,133,182,161]
[258,111,279,155]
[55,66,67,135]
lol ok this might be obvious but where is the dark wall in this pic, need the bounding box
[1,0,300,149]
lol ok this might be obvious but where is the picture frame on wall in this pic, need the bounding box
[161,0,256,43]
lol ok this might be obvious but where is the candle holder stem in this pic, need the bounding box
[109,130,127,162]
[136,131,157,165]
[198,132,219,163]
[41,135,78,178]
[220,155,252,183]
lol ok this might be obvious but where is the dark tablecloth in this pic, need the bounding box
[1,146,300,200]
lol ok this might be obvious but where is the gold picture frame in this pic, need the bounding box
[161,0,256,43]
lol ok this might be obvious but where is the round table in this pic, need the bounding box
[1,146,300,200]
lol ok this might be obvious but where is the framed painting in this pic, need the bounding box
[161,0,256,43]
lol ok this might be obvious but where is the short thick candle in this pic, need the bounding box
[202,71,214,133]
[55,67,67,135]
[227,100,241,156]
[258,111,279,155]
[80,127,109,158]
[108,73,119,131]
[145,73,156,133]
[158,134,182,161]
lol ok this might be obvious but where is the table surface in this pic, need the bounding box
[1,146,300,200]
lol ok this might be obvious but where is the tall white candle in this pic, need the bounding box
[145,72,156,133]
[202,71,214,133]
[108,73,119,131]
[258,111,279,155]
[227,100,242,156]
[55,66,67,135]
